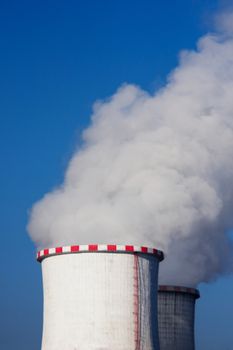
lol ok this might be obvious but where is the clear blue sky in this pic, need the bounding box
[1,1,233,349]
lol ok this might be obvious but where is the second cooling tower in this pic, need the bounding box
[158,285,200,350]
[37,244,164,350]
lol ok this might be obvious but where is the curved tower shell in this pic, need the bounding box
[158,285,200,350]
[37,244,164,350]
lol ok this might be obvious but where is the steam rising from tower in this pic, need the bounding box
[28,13,233,287]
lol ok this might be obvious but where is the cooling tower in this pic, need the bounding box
[37,244,164,350]
[158,285,200,350]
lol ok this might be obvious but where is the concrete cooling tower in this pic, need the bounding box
[37,244,164,350]
[158,285,200,350]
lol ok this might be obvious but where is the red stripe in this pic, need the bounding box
[55,247,63,253]
[133,255,140,350]
[88,244,98,251]
[141,246,148,253]
[36,244,164,262]
[125,245,134,252]
[71,245,79,252]
[107,244,117,251]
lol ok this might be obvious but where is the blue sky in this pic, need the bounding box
[1,0,233,349]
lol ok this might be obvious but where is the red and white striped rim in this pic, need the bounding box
[37,244,164,262]
[158,285,200,298]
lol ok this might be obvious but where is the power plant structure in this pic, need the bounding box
[158,285,200,350]
[37,244,164,350]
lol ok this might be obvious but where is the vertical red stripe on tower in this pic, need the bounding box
[133,254,140,350]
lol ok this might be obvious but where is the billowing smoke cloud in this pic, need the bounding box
[28,13,233,287]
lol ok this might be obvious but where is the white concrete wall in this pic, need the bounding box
[41,251,161,350]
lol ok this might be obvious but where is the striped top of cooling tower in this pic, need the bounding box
[159,285,200,298]
[37,244,164,262]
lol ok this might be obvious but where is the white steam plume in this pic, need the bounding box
[28,14,233,287]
